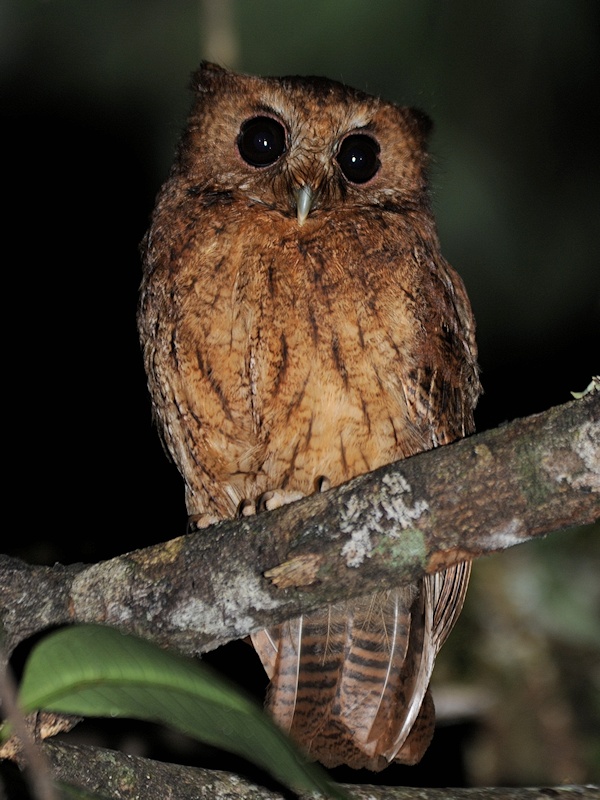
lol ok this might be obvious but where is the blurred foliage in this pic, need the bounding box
[2,0,598,789]
[434,520,600,785]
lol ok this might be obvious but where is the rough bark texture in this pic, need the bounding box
[40,741,600,800]
[1,394,598,666]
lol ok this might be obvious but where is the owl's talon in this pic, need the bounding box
[316,475,331,493]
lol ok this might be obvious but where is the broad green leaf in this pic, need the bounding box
[18,625,347,799]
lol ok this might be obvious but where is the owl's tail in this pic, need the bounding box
[251,561,470,771]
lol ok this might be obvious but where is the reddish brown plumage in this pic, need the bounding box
[138,62,480,770]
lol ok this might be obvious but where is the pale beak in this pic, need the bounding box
[294,185,315,226]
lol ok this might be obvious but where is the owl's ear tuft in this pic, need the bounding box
[190,61,229,93]
[407,108,434,144]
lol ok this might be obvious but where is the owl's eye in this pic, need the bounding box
[237,116,287,167]
[336,134,380,184]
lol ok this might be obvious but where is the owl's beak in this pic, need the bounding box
[294,185,315,226]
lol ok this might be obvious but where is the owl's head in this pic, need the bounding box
[176,62,433,226]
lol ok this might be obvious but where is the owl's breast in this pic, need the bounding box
[147,205,475,512]
[234,226,432,492]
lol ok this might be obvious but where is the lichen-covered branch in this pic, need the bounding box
[41,740,600,800]
[1,394,598,665]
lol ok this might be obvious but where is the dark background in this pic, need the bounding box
[2,0,598,790]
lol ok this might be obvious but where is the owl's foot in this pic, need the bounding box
[239,476,330,517]
[239,490,304,516]
[187,512,220,531]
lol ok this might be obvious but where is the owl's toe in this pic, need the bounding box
[187,512,220,531]
[239,498,257,516]
[258,489,306,512]
[238,488,306,515]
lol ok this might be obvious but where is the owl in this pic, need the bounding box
[138,62,481,771]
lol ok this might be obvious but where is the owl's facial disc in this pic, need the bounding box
[289,133,380,224]
[294,185,315,226]
[235,112,384,224]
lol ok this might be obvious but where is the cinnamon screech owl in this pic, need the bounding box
[138,62,481,771]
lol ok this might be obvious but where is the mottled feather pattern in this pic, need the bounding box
[138,62,480,770]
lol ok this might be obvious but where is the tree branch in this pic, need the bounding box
[1,394,598,665]
[41,740,600,800]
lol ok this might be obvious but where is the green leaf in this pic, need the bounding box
[18,625,347,799]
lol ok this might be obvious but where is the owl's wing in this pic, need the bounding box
[250,628,279,680]
[385,560,472,764]
[341,561,471,767]
[429,559,472,652]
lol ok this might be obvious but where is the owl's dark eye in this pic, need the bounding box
[237,116,287,167]
[336,134,380,184]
